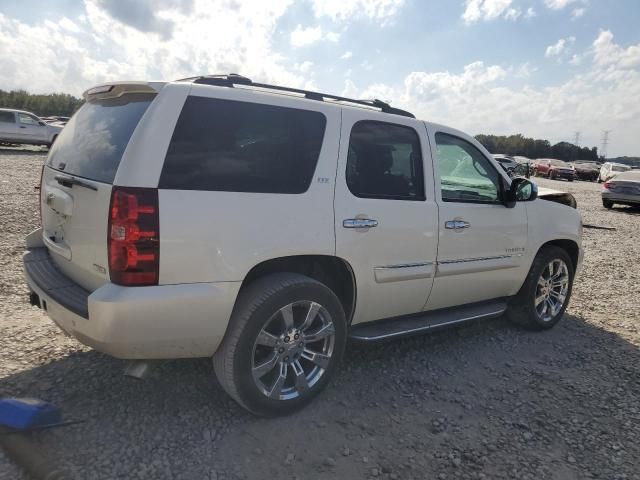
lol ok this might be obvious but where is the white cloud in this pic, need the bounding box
[593,30,640,69]
[569,54,583,66]
[340,51,353,60]
[0,1,304,95]
[311,0,405,23]
[544,0,579,9]
[341,32,640,157]
[325,31,341,42]
[525,7,536,18]
[290,25,323,47]
[572,7,586,18]
[545,37,575,58]
[295,61,314,73]
[290,25,340,47]
[462,0,520,24]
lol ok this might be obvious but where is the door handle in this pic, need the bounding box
[445,220,470,230]
[343,218,378,229]
[19,126,27,129]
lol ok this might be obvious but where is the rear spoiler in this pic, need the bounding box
[82,82,166,101]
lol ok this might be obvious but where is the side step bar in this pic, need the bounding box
[348,299,508,343]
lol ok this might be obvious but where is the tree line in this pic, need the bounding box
[0,89,84,117]
[475,134,599,161]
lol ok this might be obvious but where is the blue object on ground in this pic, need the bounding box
[0,398,62,430]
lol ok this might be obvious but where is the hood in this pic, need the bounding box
[537,186,577,208]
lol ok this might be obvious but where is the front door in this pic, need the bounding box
[425,124,528,311]
[16,112,48,142]
[334,111,439,324]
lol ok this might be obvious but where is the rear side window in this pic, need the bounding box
[159,97,327,193]
[47,93,154,184]
[346,120,425,201]
[0,111,15,123]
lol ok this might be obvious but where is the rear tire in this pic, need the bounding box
[549,171,555,180]
[213,273,347,416]
[603,199,614,209]
[507,246,574,330]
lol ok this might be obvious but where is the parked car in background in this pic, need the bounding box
[0,108,63,147]
[602,170,640,209]
[513,156,534,177]
[599,162,631,183]
[493,154,518,177]
[534,158,576,181]
[23,75,583,416]
[570,161,600,182]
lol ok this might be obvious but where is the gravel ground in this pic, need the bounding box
[1,149,639,480]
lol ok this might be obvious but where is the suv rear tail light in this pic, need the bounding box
[37,165,44,225]
[603,181,612,189]
[108,187,159,286]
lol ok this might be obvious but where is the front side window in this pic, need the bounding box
[18,113,38,125]
[160,97,327,193]
[0,111,15,123]
[346,120,425,201]
[435,133,501,203]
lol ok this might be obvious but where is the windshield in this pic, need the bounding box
[47,93,155,183]
[612,165,630,172]
[550,160,569,167]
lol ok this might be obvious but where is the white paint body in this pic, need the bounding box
[25,81,584,359]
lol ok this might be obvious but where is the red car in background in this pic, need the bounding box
[534,158,576,181]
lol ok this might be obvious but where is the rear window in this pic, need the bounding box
[0,111,15,123]
[47,93,154,184]
[159,96,327,193]
[550,160,569,167]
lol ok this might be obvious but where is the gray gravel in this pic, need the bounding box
[1,149,639,480]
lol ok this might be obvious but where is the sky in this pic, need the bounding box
[0,0,639,157]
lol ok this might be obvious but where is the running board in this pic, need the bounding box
[348,299,508,343]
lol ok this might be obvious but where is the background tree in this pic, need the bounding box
[475,134,599,161]
[0,89,83,117]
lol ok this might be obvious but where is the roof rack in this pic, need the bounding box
[176,74,415,118]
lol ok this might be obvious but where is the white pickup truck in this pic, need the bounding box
[0,108,63,147]
[23,75,583,416]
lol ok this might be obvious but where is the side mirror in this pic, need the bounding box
[510,177,538,202]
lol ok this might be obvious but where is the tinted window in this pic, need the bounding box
[435,133,501,203]
[47,94,154,183]
[160,97,326,193]
[550,159,569,167]
[346,121,424,201]
[0,111,15,123]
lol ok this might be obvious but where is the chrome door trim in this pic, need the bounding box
[374,261,435,283]
[436,254,522,277]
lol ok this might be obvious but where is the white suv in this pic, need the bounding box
[24,75,583,416]
[0,108,63,147]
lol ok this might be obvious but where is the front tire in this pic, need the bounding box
[507,246,574,330]
[213,273,347,416]
[603,199,614,209]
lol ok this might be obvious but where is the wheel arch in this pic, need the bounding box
[536,239,579,271]
[240,255,357,324]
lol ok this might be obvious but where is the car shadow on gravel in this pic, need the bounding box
[1,313,639,479]
[0,148,47,156]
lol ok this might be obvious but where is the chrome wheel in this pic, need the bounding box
[534,259,570,322]
[251,301,336,401]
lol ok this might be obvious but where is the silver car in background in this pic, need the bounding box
[602,170,640,209]
[599,162,631,183]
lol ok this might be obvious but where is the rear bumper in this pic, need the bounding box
[602,191,640,205]
[24,248,240,359]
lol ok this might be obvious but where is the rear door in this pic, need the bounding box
[41,87,160,290]
[0,111,19,141]
[334,111,439,324]
[424,124,528,311]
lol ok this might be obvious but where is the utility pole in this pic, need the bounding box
[601,130,611,159]
[573,131,581,146]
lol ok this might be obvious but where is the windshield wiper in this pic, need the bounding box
[54,175,98,191]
